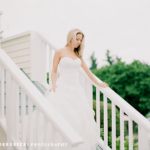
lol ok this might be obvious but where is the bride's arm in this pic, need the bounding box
[80,58,109,88]
[50,49,61,92]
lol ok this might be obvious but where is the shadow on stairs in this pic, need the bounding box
[97,145,103,150]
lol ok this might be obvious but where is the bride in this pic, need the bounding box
[48,28,109,93]
[20,28,109,150]
[44,28,109,149]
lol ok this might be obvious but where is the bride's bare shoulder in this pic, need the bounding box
[55,47,66,59]
[56,47,66,53]
[56,47,66,55]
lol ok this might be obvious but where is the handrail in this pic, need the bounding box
[0,48,84,145]
[78,67,150,131]
[35,31,57,50]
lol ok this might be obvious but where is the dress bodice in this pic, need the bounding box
[57,57,81,87]
[59,57,81,79]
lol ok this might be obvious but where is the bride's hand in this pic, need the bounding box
[97,82,109,88]
[49,85,57,92]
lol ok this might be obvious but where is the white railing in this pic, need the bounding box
[0,48,84,150]
[33,31,150,150]
[30,30,58,88]
[78,67,150,150]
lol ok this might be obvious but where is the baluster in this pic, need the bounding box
[120,109,124,150]
[34,33,39,81]
[4,69,6,117]
[21,90,26,143]
[38,36,42,82]
[96,88,100,137]
[52,125,58,150]
[15,82,19,140]
[104,95,108,146]
[41,41,47,84]
[129,117,133,150]
[30,31,38,81]
[49,46,52,86]
[44,117,49,150]
[28,99,33,150]
[11,79,16,138]
[36,108,41,150]
[0,63,4,119]
[6,70,12,150]
[33,34,40,81]
[138,125,142,150]
[112,102,116,150]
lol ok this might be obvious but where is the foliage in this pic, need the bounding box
[100,127,138,150]
[47,72,49,84]
[89,52,98,72]
[93,100,127,138]
[100,128,112,148]
[145,112,150,118]
[92,50,150,116]
[105,50,115,65]
[116,136,138,150]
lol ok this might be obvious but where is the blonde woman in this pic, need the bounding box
[43,28,109,149]
[19,28,109,149]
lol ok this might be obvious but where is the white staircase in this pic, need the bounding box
[0,48,84,150]
[0,31,150,150]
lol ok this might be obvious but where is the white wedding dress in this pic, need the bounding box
[19,57,100,150]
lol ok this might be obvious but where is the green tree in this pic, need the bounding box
[93,100,122,137]
[105,50,115,66]
[89,52,98,72]
[93,52,150,116]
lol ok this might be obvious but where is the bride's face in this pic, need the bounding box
[75,34,83,48]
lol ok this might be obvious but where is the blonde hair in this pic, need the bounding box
[65,28,85,59]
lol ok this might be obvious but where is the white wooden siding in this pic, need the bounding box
[2,34,30,48]
[13,55,30,63]
[17,61,30,68]
[7,48,30,58]
[1,34,31,78]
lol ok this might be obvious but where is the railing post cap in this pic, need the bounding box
[0,11,3,15]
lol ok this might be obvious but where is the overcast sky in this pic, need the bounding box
[0,0,150,68]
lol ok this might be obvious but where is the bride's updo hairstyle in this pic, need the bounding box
[65,28,85,59]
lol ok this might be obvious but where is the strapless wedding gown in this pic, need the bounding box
[19,57,100,150]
